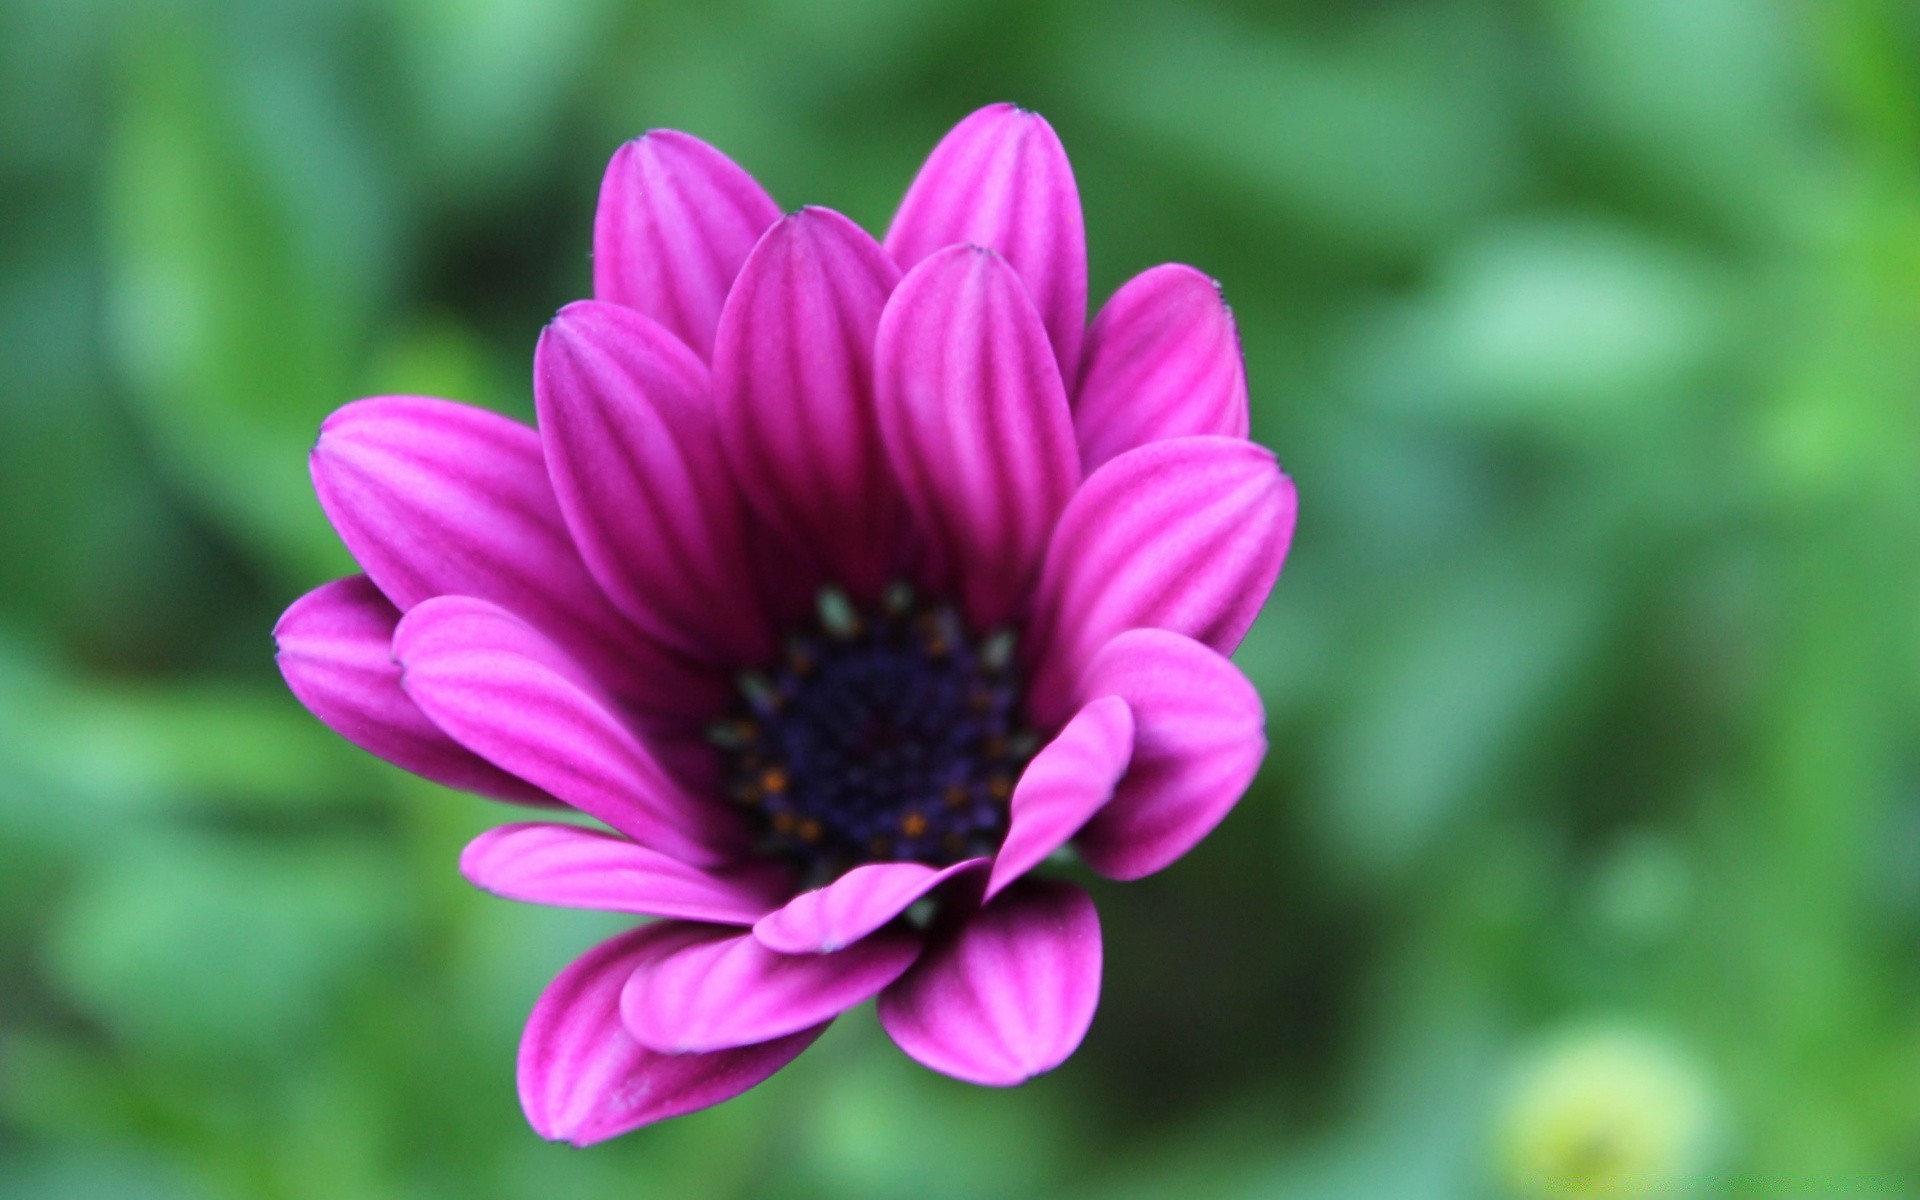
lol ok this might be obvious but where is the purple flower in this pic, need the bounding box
[275,104,1296,1143]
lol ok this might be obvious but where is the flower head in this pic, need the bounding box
[275,104,1296,1143]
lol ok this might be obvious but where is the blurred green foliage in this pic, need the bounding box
[5,0,1920,1196]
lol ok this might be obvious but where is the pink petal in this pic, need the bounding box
[1072,630,1266,880]
[713,207,906,600]
[1074,264,1249,474]
[593,131,782,362]
[461,822,792,924]
[309,395,718,719]
[536,301,770,666]
[877,878,1101,1086]
[620,922,922,1054]
[753,858,988,955]
[518,925,826,1145]
[392,596,746,868]
[987,697,1132,900]
[875,245,1080,629]
[273,576,551,805]
[1026,435,1295,727]
[884,104,1087,386]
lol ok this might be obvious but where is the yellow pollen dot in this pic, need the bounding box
[900,811,929,838]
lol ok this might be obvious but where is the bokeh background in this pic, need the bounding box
[5,0,1920,1195]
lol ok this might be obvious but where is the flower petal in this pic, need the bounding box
[461,822,791,924]
[620,922,922,1054]
[1072,630,1266,880]
[593,131,782,362]
[875,245,1079,629]
[1074,264,1249,474]
[1026,435,1295,727]
[518,926,826,1145]
[393,596,746,868]
[309,395,717,718]
[986,697,1132,900]
[877,878,1100,1086]
[536,301,770,666]
[753,858,988,955]
[274,576,552,805]
[884,104,1086,384]
[713,207,906,600]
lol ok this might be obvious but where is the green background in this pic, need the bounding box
[5,0,1920,1195]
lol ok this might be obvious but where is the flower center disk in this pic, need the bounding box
[710,585,1034,877]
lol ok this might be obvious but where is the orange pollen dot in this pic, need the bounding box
[944,783,969,808]
[759,766,790,794]
[771,811,797,833]
[900,811,929,838]
[797,817,823,843]
[987,775,1013,801]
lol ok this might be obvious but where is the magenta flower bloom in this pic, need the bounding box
[276,105,1296,1143]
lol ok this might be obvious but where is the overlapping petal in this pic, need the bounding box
[878,878,1101,1086]
[714,207,905,600]
[876,244,1080,629]
[1070,629,1267,880]
[1026,435,1295,726]
[1074,264,1249,473]
[462,823,790,924]
[753,858,987,955]
[593,131,782,361]
[518,926,826,1145]
[309,394,715,717]
[885,104,1087,382]
[621,922,922,1054]
[536,301,769,665]
[987,697,1132,900]
[273,576,550,804]
[393,596,746,868]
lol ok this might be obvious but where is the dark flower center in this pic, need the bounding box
[708,584,1035,880]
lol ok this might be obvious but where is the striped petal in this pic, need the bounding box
[875,245,1079,629]
[518,926,825,1145]
[878,878,1101,1086]
[462,822,791,924]
[1027,435,1294,727]
[987,696,1132,900]
[620,922,922,1054]
[593,131,781,361]
[393,596,746,868]
[713,207,906,601]
[536,301,770,665]
[274,576,551,804]
[1071,630,1267,881]
[884,104,1086,385]
[1074,264,1248,473]
[753,859,987,955]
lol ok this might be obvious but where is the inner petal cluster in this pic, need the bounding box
[710,585,1035,878]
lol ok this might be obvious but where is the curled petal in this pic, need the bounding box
[536,301,770,665]
[274,576,550,804]
[878,878,1101,1086]
[1027,436,1294,727]
[713,207,906,600]
[621,923,922,1054]
[518,926,825,1145]
[1075,264,1249,473]
[393,596,746,868]
[876,245,1080,629]
[753,859,988,955]
[1072,630,1266,880]
[309,395,716,717]
[462,823,791,924]
[987,696,1132,900]
[884,104,1087,383]
[593,130,782,361]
